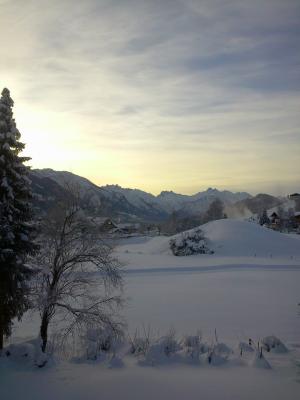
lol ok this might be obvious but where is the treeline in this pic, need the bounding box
[160,198,227,235]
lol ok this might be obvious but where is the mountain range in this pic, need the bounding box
[29,169,284,222]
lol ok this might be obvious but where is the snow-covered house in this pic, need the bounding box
[288,193,300,200]
[90,217,118,233]
[269,212,280,222]
[268,211,280,229]
[295,212,300,226]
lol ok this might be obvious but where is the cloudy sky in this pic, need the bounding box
[1,0,299,195]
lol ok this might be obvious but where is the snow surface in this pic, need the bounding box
[2,219,300,399]
[116,219,300,272]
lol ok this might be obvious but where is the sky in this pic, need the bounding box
[0,0,299,196]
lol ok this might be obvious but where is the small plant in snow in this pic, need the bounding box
[169,228,213,256]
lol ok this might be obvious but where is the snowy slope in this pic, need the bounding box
[200,219,300,256]
[117,219,300,259]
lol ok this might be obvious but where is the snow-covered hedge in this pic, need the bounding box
[169,228,213,256]
[2,333,289,371]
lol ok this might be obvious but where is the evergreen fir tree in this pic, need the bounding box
[0,88,37,350]
[259,209,270,226]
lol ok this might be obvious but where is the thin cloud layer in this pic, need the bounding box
[0,0,299,194]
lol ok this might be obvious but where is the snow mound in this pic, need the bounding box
[198,219,300,257]
[4,339,48,368]
[118,219,300,258]
[251,350,271,369]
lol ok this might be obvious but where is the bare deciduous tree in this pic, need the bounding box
[32,193,124,353]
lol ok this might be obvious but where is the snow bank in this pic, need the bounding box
[251,349,272,369]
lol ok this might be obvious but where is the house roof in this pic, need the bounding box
[116,223,140,229]
[90,217,117,226]
[289,193,300,197]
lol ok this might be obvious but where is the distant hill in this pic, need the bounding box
[29,168,252,222]
[234,193,282,216]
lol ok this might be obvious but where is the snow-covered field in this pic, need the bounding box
[1,220,300,400]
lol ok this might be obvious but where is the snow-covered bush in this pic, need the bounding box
[181,333,209,363]
[4,339,48,368]
[206,342,233,365]
[169,228,213,256]
[84,326,123,360]
[262,336,288,353]
[139,330,182,366]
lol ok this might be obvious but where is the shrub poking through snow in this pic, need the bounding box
[262,336,288,353]
[169,228,213,256]
[129,332,151,356]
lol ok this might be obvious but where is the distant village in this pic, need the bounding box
[257,193,300,233]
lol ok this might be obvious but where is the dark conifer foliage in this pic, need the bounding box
[0,88,38,350]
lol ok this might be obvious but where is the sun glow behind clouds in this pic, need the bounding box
[1,0,300,195]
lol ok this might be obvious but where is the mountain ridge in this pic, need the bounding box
[30,168,283,222]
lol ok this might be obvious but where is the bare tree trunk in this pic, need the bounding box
[0,313,4,351]
[0,291,4,351]
[40,311,49,353]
